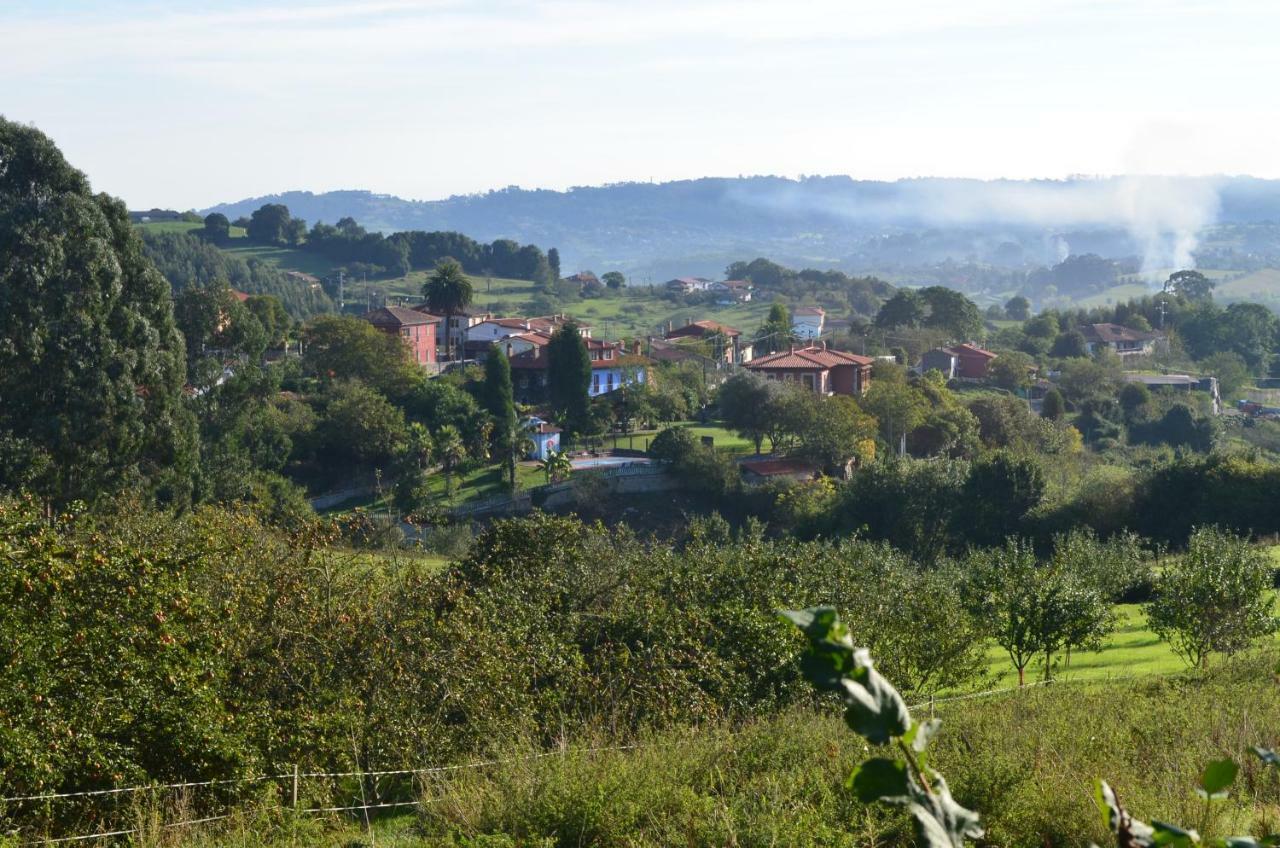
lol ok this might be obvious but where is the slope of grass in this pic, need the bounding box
[135,221,248,237]
[219,238,342,278]
[1218,267,1280,300]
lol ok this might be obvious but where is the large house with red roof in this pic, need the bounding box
[464,315,591,358]
[509,338,648,402]
[919,343,997,380]
[663,319,752,363]
[1080,323,1164,358]
[361,306,440,366]
[744,344,874,396]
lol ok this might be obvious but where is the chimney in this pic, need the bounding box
[820,340,827,351]
[685,317,692,327]
[789,343,795,354]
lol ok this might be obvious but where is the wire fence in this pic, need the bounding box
[3,675,1151,845]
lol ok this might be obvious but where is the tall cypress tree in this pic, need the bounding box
[546,322,591,436]
[482,344,520,487]
[0,118,197,506]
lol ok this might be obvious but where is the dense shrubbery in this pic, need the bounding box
[5,501,1237,821]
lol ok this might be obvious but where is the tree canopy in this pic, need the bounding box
[0,118,197,506]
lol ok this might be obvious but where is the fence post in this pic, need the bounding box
[292,764,299,812]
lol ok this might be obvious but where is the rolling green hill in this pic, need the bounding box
[137,224,778,339]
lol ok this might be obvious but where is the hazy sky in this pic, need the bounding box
[5,0,1280,209]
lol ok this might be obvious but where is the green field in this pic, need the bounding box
[219,238,343,278]
[136,220,247,237]
[1217,267,1280,299]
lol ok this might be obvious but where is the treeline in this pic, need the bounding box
[237,203,555,282]
[140,230,333,318]
[719,256,896,317]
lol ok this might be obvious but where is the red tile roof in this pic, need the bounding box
[508,341,647,370]
[362,306,440,327]
[664,320,742,340]
[951,343,997,359]
[745,346,874,370]
[1080,323,1162,344]
[794,306,826,315]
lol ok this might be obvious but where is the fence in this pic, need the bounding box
[1,673,1139,845]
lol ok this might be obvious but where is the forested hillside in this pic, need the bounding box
[141,230,333,318]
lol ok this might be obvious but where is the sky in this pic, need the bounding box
[4,0,1280,210]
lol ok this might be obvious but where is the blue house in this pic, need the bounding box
[510,338,648,403]
[524,417,562,460]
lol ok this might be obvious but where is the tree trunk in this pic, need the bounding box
[1017,665,1025,687]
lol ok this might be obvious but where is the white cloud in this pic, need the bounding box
[4,0,1280,207]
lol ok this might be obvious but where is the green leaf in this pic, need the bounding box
[843,654,912,744]
[847,757,911,804]
[907,772,984,847]
[1199,759,1238,797]
[905,718,942,753]
[1152,821,1199,847]
[781,607,911,745]
[1097,780,1156,846]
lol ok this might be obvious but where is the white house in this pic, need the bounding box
[792,306,825,340]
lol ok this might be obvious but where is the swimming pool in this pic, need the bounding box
[570,456,653,469]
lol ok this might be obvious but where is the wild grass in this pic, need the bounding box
[131,652,1280,847]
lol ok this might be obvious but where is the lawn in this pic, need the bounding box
[135,220,247,237]
[980,587,1280,690]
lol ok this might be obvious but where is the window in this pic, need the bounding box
[802,373,815,390]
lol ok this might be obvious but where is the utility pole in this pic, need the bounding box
[337,270,345,312]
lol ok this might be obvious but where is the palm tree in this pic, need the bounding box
[432,424,467,499]
[422,259,474,362]
[498,425,537,490]
[538,450,573,484]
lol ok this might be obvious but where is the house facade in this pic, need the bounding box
[462,315,592,360]
[744,344,873,396]
[919,343,997,379]
[1080,323,1163,358]
[709,279,754,302]
[663,319,752,363]
[524,417,562,460]
[509,338,649,401]
[361,306,439,365]
[410,305,490,360]
[791,306,825,340]
[665,276,716,294]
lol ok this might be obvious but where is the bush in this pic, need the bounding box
[647,426,697,462]
[1146,526,1279,667]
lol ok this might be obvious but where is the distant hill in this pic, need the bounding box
[204,176,1280,282]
